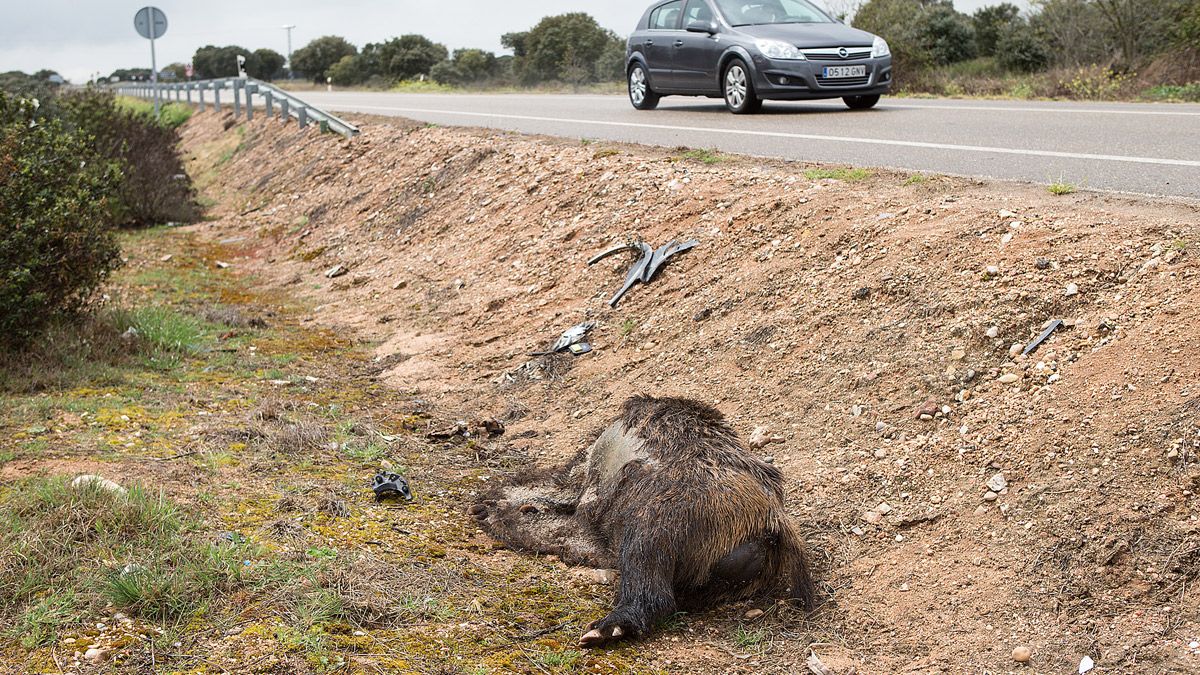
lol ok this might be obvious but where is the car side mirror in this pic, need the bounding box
[686,20,718,34]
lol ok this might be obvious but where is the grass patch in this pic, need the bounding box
[805,167,871,181]
[732,625,768,648]
[680,148,725,165]
[620,319,637,337]
[1142,83,1200,102]
[1047,181,1077,195]
[116,96,194,129]
[904,173,928,185]
[0,478,251,647]
[390,79,455,94]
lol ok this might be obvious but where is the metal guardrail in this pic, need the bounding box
[114,78,359,138]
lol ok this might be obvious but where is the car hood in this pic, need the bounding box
[733,23,876,47]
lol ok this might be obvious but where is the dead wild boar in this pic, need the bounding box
[469,395,814,647]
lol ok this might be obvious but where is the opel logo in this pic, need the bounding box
[838,47,848,58]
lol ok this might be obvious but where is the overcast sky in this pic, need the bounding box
[2,1,1022,83]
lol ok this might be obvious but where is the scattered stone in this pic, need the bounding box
[874,448,888,459]
[998,373,1020,384]
[1065,283,1079,297]
[877,502,893,515]
[1079,655,1095,674]
[852,287,870,300]
[999,209,1018,219]
[160,254,173,262]
[215,261,231,269]
[748,426,782,449]
[1035,258,1051,270]
[915,399,938,420]
[325,264,348,279]
[986,473,1009,492]
[591,569,618,585]
[862,511,883,525]
[986,326,1000,339]
[224,627,243,637]
[950,348,965,361]
[692,307,712,322]
[70,475,127,497]
[985,265,1001,276]
[83,648,108,663]
[743,608,764,620]
[1012,645,1032,663]
[1009,343,1024,358]
[983,491,999,502]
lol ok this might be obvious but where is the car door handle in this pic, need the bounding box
[644,39,654,46]
[674,40,684,47]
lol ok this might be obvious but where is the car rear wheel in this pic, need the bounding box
[723,60,762,114]
[628,65,660,110]
[843,94,881,110]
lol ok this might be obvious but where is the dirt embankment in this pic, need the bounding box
[181,111,1200,673]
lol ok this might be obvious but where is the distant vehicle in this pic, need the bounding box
[626,0,892,113]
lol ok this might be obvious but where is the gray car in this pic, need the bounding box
[626,0,892,113]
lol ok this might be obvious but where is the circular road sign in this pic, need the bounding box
[134,7,168,40]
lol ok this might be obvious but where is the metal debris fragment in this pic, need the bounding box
[372,471,414,503]
[531,322,594,356]
[589,239,698,307]
[1022,319,1063,357]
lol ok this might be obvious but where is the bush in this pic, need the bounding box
[291,36,358,83]
[57,90,198,226]
[503,13,626,85]
[996,23,1051,72]
[0,93,123,350]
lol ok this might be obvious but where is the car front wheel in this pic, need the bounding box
[723,60,762,114]
[628,65,660,110]
[843,94,881,110]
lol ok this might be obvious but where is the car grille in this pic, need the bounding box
[816,74,871,87]
[803,48,871,61]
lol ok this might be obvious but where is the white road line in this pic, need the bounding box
[308,93,1200,116]
[338,104,1200,168]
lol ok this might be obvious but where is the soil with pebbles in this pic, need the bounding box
[181,110,1200,673]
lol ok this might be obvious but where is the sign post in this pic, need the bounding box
[133,7,168,117]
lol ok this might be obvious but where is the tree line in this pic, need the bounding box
[852,0,1199,76]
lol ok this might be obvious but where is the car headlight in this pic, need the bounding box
[872,36,890,58]
[754,39,806,60]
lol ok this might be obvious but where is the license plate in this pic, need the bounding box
[822,65,866,79]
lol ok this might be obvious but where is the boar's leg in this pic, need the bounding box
[579,529,677,648]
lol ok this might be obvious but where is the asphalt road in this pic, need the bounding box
[296,91,1200,199]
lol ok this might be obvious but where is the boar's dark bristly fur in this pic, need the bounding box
[469,396,815,647]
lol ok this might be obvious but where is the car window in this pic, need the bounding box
[649,0,684,30]
[713,0,833,26]
[684,0,714,25]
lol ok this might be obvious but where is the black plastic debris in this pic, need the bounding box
[372,471,414,503]
[531,321,594,356]
[1022,319,1063,357]
[589,239,699,308]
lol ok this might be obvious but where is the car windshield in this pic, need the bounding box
[714,0,834,26]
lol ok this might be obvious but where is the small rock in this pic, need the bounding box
[999,209,1018,219]
[353,630,366,637]
[160,254,173,262]
[852,287,870,300]
[1065,283,1079,297]
[748,427,782,449]
[862,511,883,525]
[591,569,618,585]
[1012,645,1032,663]
[224,627,243,636]
[874,448,888,459]
[877,502,893,515]
[1079,655,1095,674]
[983,491,999,502]
[70,475,127,497]
[915,399,938,420]
[950,348,965,361]
[1035,258,1051,270]
[998,373,1020,384]
[986,326,1000,339]
[83,648,108,663]
[743,608,764,620]
[898,583,910,591]
[325,265,348,279]
[986,472,1009,492]
[215,261,231,269]
[762,455,774,464]
[1009,343,1024,358]
[985,265,1001,276]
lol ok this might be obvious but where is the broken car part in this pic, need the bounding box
[1022,319,1063,357]
[588,239,698,308]
[372,471,414,502]
[531,321,595,356]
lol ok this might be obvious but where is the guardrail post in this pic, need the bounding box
[298,107,308,129]
[213,83,221,112]
[186,85,192,105]
[198,85,205,111]
[264,91,273,117]
[245,84,258,121]
[233,80,242,118]
[279,98,289,123]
